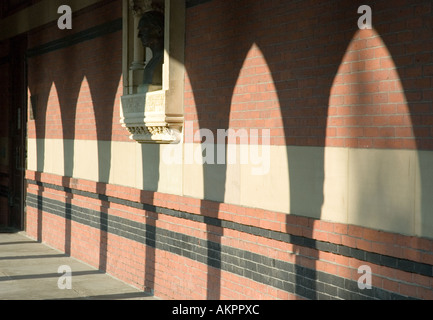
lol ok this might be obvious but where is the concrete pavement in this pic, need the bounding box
[0,231,159,300]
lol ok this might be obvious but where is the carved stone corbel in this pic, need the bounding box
[126,126,181,144]
[120,91,183,144]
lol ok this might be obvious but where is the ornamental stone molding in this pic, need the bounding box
[125,125,181,144]
[120,91,183,144]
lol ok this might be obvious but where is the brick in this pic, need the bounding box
[364,59,381,71]
[412,273,432,287]
[418,287,433,300]
[379,127,395,137]
[364,127,379,137]
[23,0,433,302]
[399,283,418,298]
[420,253,433,265]
[356,239,372,251]
[382,278,399,293]
[333,223,348,235]
[348,225,364,238]
[337,265,353,280]
[341,235,357,248]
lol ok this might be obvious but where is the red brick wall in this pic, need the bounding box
[184,0,433,150]
[26,171,433,299]
[24,0,433,300]
[27,0,127,143]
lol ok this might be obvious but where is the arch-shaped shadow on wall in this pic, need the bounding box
[328,27,421,238]
[27,0,432,300]
[54,43,84,257]
[85,29,122,272]
[377,3,432,241]
[27,2,137,287]
[185,0,431,299]
[27,76,50,243]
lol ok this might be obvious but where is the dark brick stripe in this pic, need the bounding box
[26,18,122,58]
[25,0,211,58]
[26,192,415,300]
[186,0,213,8]
[26,179,433,279]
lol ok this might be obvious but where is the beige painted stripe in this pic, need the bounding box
[0,0,103,41]
[27,138,432,239]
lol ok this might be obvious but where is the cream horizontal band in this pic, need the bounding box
[27,138,433,239]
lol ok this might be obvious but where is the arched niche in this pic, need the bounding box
[121,0,185,144]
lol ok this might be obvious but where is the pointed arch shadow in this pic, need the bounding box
[186,0,337,300]
[332,4,433,243]
[328,27,415,234]
[185,0,432,299]
[27,49,53,242]
[53,44,84,256]
[27,6,125,279]
[84,28,122,273]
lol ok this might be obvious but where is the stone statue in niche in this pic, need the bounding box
[138,10,164,93]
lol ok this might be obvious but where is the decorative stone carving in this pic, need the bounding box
[121,91,183,144]
[125,125,181,144]
[121,91,164,115]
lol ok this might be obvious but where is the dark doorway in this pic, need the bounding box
[4,34,27,231]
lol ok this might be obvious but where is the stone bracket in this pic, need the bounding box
[120,91,183,144]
